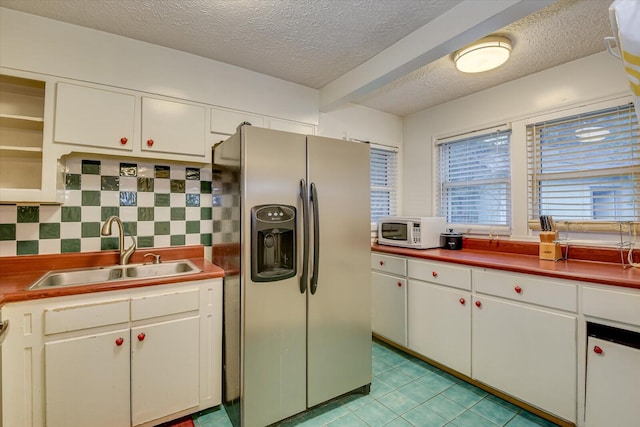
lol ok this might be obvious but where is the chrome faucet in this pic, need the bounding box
[101,216,137,265]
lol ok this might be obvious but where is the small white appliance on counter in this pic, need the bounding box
[377,216,446,249]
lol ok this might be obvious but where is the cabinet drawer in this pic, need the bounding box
[583,286,640,326]
[45,299,129,335]
[131,288,199,321]
[473,269,577,312]
[407,259,471,291]
[371,253,406,276]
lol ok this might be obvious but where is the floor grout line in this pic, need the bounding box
[188,339,558,427]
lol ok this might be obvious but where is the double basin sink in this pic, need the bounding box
[28,260,201,290]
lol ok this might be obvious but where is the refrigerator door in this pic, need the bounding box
[306,135,372,407]
[241,126,307,427]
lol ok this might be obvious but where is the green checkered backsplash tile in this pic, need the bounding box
[0,157,222,256]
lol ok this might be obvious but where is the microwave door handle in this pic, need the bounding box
[299,179,309,294]
[310,182,320,295]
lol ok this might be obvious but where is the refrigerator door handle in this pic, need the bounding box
[310,182,320,295]
[299,179,309,294]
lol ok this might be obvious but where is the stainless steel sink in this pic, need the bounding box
[125,261,198,278]
[28,260,201,290]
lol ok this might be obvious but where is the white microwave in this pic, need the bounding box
[377,216,446,249]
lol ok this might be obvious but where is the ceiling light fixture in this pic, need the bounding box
[454,36,512,73]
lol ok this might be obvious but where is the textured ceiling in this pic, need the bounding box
[0,0,614,117]
[358,0,614,116]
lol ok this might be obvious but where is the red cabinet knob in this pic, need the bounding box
[475,300,482,308]
[397,282,402,287]
[515,285,522,294]
[137,333,146,342]
[147,139,154,147]
[120,137,128,145]
[459,298,466,305]
[593,346,603,354]
[115,337,124,346]
[432,271,438,278]
[379,261,384,266]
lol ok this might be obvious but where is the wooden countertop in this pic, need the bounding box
[372,243,640,290]
[0,245,225,305]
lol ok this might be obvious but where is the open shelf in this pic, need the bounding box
[0,73,46,198]
[0,114,44,130]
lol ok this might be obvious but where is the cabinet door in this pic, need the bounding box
[472,296,576,422]
[408,280,471,376]
[585,337,640,427]
[131,316,200,426]
[54,82,135,150]
[210,107,264,134]
[141,97,205,157]
[372,271,407,345]
[45,329,131,427]
[268,118,315,135]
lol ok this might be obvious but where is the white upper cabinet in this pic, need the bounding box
[0,69,62,204]
[141,97,205,157]
[53,82,211,163]
[267,117,315,135]
[54,82,135,152]
[210,107,264,135]
[210,107,316,136]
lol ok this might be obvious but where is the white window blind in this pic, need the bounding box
[370,145,397,223]
[527,103,639,227]
[436,128,511,231]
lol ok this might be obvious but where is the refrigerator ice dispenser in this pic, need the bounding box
[251,204,296,282]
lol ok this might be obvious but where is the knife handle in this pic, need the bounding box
[548,216,555,231]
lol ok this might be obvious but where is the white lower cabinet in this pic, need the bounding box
[371,253,407,346]
[370,252,640,426]
[371,271,407,345]
[406,259,472,376]
[584,336,640,427]
[131,316,200,425]
[0,279,222,427]
[407,279,471,376]
[472,295,577,422]
[45,328,131,427]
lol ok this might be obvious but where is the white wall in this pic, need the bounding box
[319,103,404,215]
[0,7,318,125]
[403,51,633,238]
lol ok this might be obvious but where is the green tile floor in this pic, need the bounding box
[192,339,559,427]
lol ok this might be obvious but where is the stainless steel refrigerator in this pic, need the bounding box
[212,125,372,427]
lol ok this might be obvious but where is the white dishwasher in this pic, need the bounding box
[585,322,640,427]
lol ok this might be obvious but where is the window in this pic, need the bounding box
[370,145,398,224]
[436,127,511,232]
[527,104,639,228]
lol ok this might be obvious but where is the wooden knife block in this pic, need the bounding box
[539,231,562,261]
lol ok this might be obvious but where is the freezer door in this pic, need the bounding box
[241,126,308,427]
[306,135,372,407]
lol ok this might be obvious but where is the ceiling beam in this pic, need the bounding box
[319,0,555,113]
